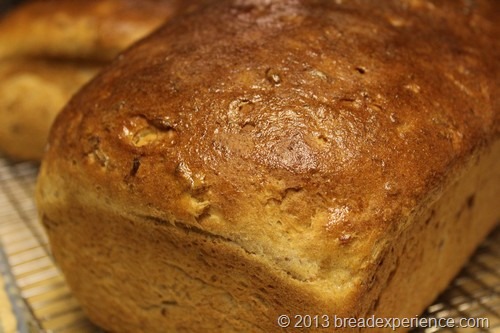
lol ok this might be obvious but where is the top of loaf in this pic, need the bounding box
[0,0,205,61]
[39,0,499,315]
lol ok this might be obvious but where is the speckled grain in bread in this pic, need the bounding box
[36,0,499,332]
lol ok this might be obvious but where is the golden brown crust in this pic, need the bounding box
[37,0,500,331]
[0,0,211,160]
[0,0,183,61]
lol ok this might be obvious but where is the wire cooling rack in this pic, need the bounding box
[0,157,100,333]
[0,155,498,333]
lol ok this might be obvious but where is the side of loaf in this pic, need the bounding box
[36,0,499,332]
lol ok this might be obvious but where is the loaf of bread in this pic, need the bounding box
[36,0,499,332]
[0,0,207,160]
[0,58,100,160]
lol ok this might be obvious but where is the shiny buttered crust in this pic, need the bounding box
[37,0,500,332]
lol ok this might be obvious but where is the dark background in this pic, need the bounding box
[0,0,24,15]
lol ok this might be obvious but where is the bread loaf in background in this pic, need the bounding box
[0,0,209,160]
[0,58,100,160]
[36,0,499,332]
